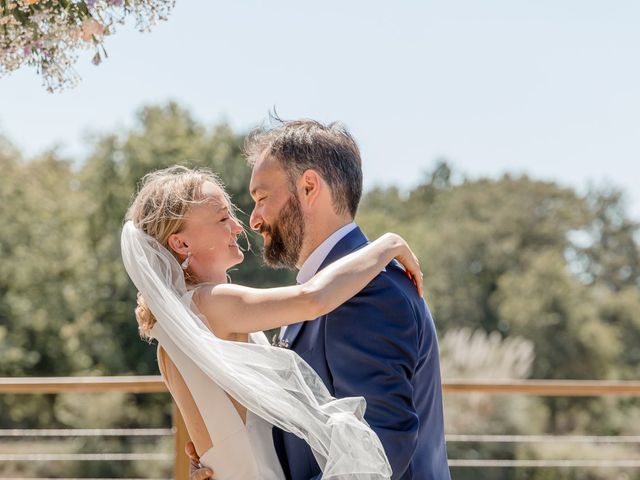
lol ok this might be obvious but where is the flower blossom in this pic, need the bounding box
[0,0,175,92]
[81,18,104,42]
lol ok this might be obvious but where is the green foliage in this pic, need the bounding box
[0,104,639,478]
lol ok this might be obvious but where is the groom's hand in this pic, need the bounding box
[185,441,215,480]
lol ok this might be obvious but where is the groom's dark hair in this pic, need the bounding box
[245,117,363,218]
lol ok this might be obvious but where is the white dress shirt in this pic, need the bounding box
[280,222,357,338]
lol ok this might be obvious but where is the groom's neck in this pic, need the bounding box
[296,214,354,269]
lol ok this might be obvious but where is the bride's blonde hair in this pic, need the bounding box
[125,165,232,339]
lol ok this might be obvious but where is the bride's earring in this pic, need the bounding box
[181,252,192,270]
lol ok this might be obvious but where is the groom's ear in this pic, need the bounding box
[298,169,322,207]
[167,234,189,256]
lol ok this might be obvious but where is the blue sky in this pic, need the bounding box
[2,0,639,218]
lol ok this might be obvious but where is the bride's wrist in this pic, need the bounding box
[380,233,402,259]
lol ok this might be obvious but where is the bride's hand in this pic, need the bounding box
[185,441,215,480]
[381,233,424,297]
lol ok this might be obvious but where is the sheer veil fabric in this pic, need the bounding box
[120,221,392,479]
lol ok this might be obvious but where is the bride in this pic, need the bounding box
[121,166,423,480]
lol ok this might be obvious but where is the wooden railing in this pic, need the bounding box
[1,377,639,479]
[0,376,187,480]
[443,379,640,396]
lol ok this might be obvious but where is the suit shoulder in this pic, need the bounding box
[327,263,423,327]
[365,262,422,306]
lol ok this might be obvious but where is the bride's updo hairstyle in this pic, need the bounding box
[125,165,232,339]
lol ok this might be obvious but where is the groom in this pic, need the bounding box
[192,119,451,479]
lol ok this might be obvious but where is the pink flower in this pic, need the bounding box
[81,18,104,42]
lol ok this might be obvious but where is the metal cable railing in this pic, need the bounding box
[0,453,173,462]
[1,377,639,478]
[449,459,640,468]
[0,428,173,437]
[447,434,640,444]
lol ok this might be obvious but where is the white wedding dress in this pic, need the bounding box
[152,304,286,480]
[121,221,392,480]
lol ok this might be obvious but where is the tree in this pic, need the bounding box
[577,188,640,291]
[2,107,639,479]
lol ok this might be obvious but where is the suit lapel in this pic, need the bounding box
[282,227,369,349]
[281,320,304,347]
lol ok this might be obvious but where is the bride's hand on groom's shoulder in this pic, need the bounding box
[383,233,424,297]
[185,441,215,480]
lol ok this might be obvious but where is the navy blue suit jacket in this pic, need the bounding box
[272,227,451,480]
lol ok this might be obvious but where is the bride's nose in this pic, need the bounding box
[230,217,243,235]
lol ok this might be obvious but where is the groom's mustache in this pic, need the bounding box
[259,224,274,236]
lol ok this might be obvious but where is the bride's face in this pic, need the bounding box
[171,181,244,284]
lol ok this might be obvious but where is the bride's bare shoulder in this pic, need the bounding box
[191,283,239,339]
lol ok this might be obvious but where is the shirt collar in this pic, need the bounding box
[296,222,357,284]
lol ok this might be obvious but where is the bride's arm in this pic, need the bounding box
[195,233,423,336]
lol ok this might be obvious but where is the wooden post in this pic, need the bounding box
[173,402,189,480]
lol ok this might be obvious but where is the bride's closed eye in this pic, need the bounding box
[218,207,231,222]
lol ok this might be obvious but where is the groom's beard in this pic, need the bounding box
[260,193,305,269]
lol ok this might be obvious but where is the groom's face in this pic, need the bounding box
[249,154,305,268]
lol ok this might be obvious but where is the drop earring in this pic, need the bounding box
[181,252,192,270]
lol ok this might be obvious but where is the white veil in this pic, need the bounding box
[120,221,392,479]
